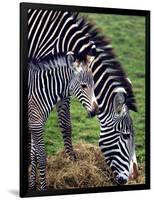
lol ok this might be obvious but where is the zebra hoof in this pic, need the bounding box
[39,185,47,191]
[71,153,77,161]
[28,185,37,191]
[66,152,77,161]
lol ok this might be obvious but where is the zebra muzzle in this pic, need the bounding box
[115,175,128,185]
[129,162,138,180]
[88,110,96,118]
[88,101,99,118]
[88,106,98,118]
[129,151,138,180]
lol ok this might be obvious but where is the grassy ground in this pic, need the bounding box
[44,13,145,164]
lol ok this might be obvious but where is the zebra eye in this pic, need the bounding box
[81,84,87,89]
[123,133,130,140]
[122,130,131,139]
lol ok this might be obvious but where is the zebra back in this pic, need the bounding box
[28,10,95,61]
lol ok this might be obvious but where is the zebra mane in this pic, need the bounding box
[29,53,69,71]
[29,52,66,63]
[73,13,137,112]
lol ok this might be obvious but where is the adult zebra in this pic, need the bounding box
[28,52,98,190]
[28,9,138,185]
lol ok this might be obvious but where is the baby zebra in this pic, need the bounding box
[28,52,98,190]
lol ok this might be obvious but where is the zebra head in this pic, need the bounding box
[98,86,138,185]
[67,52,98,117]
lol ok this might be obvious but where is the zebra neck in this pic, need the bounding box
[97,106,115,136]
[28,64,72,116]
[68,75,79,96]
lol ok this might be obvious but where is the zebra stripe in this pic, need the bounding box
[28,9,138,186]
[28,10,94,60]
[28,53,98,190]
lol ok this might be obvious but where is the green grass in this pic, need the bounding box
[44,13,145,163]
[44,98,100,155]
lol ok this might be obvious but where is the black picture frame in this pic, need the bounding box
[20,2,150,198]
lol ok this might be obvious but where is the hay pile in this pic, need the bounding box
[46,143,145,189]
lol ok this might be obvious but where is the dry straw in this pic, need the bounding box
[45,143,145,189]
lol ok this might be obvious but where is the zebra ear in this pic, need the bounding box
[114,92,126,114]
[86,55,95,66]
[73,61,83,74]
[66,52,79,74]
[66,52,75,65]
[66,52,83,74]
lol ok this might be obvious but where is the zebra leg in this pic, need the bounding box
[30,124,47,191]
[29,136,37,190]
[56,97,77,160]
[36,133,47,190]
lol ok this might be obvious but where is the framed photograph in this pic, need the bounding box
[20,2,150,197]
